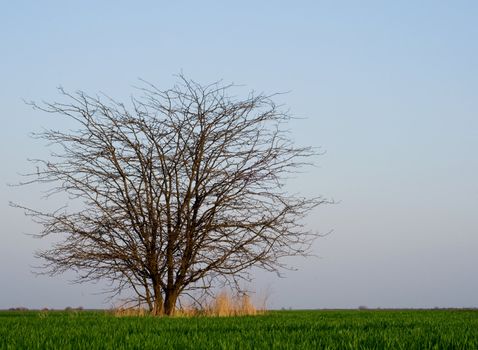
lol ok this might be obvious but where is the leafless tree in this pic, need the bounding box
[14,76,326,315]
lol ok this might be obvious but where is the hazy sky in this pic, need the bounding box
[1,1,477,310]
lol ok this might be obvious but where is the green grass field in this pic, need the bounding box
[1,309,477,349]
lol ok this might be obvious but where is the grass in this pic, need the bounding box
[112,292,260,317]
[1,309,478,349]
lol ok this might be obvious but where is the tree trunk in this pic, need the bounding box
[151,282,164,316]
[163,290,178,316]
[152,297,163,316]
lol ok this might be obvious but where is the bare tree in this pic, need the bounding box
[14,76,326,315]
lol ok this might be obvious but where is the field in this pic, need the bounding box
[1,309,477,349]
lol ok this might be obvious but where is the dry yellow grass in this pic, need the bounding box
[210,292,257,316]
[112,291,263,317]
[176,292,261,317]
[111,307,148,317]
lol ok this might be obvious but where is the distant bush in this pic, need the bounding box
[8,307,29,311]
[64,306,84,312]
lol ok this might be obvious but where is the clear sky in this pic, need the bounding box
[1,1,477,310]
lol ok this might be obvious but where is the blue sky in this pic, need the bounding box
[1,1,477,309]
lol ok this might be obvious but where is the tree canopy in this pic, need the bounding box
[15,76,325,315]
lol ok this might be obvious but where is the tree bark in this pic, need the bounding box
[163,290,178,316]
[152,282,164,316]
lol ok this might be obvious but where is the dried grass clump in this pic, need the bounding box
[111,291,265,317]
[111,307,148,317]
[212,292,257,316]
[179,292,260,317]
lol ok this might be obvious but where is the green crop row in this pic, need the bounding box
[1,309,477,349]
